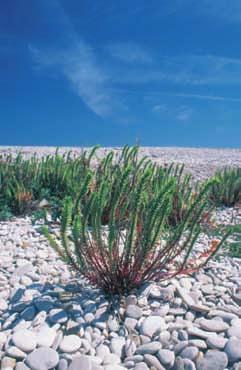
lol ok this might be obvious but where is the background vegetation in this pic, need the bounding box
[0,146,240,294]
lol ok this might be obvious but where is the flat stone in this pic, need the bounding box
[233,292,241,306]
[124,317,138,330]
[157,349,175,367]
[1,357,16,370]
[110,337,125,357]
[144,354,165,370]
[140,316,166,337]
[96,344,111,360]
[228,326,241,338]
[159,331,171,346]
[231,318,241,327]
[10,288,25,304]
[125,338,137,357]
[11,302,29,313]
[108,317,120,332]
[199,319,229,332]
[207,310,238,322]
[6,346,26,359]
[13,263,33,277]
[57,359,68,370]
[49,309,68,324]
[196,350,228,370]
[68,355,92,370]
[21,306,36,321]
[174,282,209,312]
[183,358,196,370]
[34,299,54,313]
[133,363,149,370]
[180,346,199,361]
[187,327,216,339]
[15,363,30,370]
[175,341,189,355]
[136,341,161,355]
[126,295,138,306]
[225,338,241,363]
[206,336,228,349]
[188,340,207,349]
[59,334,82,353]
[0,332,7,345]
[103,353,121,365]
[26,347,59,370]
[233,363,241,370]
[36,325,57,347]
[126,305,143,319]
[0,299,8,311]
[12,329,37,352]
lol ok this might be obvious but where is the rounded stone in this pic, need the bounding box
[1,357,16,370]
[21,306,36,321]
[157,349,175,367]
[124,317,138,330]
[110,337,125,357]
[36,326,57,347]
[96,344,111,359]
[133,363,149,370]
[59,334,82,353]
[196,350,228,370]
[49,309,68,324]
[68,355,92,370]
[144,354,165,370]
[199,319,229,333]
[103,353,121,365]
[26,347,59,370]
[183,358,196,370]
[15,363,30,370]
[57,359,68,370]
[225,338,241,363]
[207,335,228,349]
[228,326,241,339]
[12,329,37,352]
[180,346,199,361]
[126,305,143,319]
[6,346,26,359]
[136,341,161,355]
[140,316,166,337]
[0,299,8,311]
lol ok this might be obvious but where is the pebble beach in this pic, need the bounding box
[0,146,241,370]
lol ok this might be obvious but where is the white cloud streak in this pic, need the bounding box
[30,43,117,118]
[110,54,241,86]
[106,42,153,64]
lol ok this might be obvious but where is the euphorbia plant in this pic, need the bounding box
[43,157,231,295]
[208,167,241,207]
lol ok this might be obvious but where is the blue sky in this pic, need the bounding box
[0,0,241,147]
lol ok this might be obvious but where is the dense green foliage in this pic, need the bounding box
[208,167,241,207]
[0,146,235,294]
[43,147,231,294]
[0,147,98,219]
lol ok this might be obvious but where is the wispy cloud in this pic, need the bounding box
[29,1,128,120]
[176,107,193,122]
[106,42,153,64]
[110,54,241,86]
[29,0,241,125]
[165,92,241,103]
[30,43,118,118]
[152,103,193,122]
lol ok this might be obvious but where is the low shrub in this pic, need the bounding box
[208,167,241,207]
[43,158,231,295]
